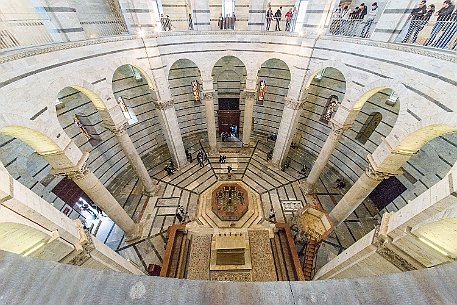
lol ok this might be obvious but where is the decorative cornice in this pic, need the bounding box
[320,35,456,63]
[376,246,417,272]
[153,100,174,110]
[284,97,302,110]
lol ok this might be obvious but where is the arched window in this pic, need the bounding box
[356,112,382,144]
[320,95,339,124]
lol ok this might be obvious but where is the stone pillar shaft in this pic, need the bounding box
[329,165,389,226]
[202,91,217,152]
[271,97,302,166]
[306,123,346,187]
[242,90,256,147]
[154,100,187,167]
[68,165,138,237]
[111,125,154,195]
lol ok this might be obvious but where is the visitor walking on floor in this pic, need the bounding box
[285,8,293,31]
[268,208,276,221]
[274,6,282,31]
[188,13,194,30]
[227,165,233,179]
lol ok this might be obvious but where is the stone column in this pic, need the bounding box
[329,162,392,226]
[248,0,266,31]
[108,124,155,195]
[242,90,256,147]
[302,121,350,193]
[32,0,86,42]
[271,97,303,167]
[202,91,217,154]
[154,100,187,168]
[65,163,139,238]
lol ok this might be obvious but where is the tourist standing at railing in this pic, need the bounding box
[338,5,351,35]
[347,6,362,36]
[266,7,273,31]
[360,2,378,38]
[224,14,230,30]
[359,3,368,19]
[274,6,282,31]
[285,8,293,31]
[330,4,343,34]
[160,14,166,31]
[433,7,457,48]
[402,0,427,43]
[232,12,236,30]
[218,14,224,30]
[425,0,455,46]
[291,6,298,32]
[407,4,435,43]
[188,14,194,30]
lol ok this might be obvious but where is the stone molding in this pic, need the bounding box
[68,230,96,266]
[1,32,454,65]
[67,162,91,181]
[320,35,456,63]
[365,162,392,181]
[105,123,128,136]
[244,90,256,100]
[376,246,417,272]
[284,97,302,110]
[153,100,174,110]
[329,121,350,139]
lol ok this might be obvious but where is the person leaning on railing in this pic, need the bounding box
[360,2,378,38]
[402,0,427,43]
[432,7,457,48]
[404,3,435,43]
[424,0,455,46]
[330,4,343,34]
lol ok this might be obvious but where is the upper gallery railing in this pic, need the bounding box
[395,19,457,50]
[0,15,54,49]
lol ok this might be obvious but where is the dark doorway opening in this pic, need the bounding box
[218,98,240,137]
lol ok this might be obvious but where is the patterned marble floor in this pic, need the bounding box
[94,134,381,274]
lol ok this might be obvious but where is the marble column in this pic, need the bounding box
[271,97,303,167]
[154,100,187,168]
[302,121,349,193]
[108,123,155,195]
[202,91,218,153]
[66,163,139,238]
[242,90,256,147]
[329,163,391,226]
[191,0,211,30]
[117,0,160,34]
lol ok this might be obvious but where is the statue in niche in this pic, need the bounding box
[191,80,201,105]
[257,80,266,105]
[320,95,339,124]
[356,112,382,144]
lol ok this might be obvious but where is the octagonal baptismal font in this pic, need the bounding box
[211,183,249,221]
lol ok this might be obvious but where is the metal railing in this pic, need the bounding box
[0,17,54,49]
[396,19,457,50]
[327,18,377,38]
[78,13,128,39]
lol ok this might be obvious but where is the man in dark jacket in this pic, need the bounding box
[402,0,427,42]
[274,7,282,31]
[425,0,455,45]
[433,7,457,48]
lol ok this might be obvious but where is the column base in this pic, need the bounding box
[125,223,143,242]
[300,181,317,195]
[142,184,158,197]
[208,147,219,156]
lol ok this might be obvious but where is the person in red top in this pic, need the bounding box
[285,8,293,31]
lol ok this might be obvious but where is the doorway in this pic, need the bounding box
[218,98,240,137]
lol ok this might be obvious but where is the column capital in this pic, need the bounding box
[329,120,352,138]
[365,162,393,181]
[202,91,215,101]
[244,89,256,100]
[105,122,128,136]
[67,163,92,181]
[153,100,175,110]
[284,97,303,110]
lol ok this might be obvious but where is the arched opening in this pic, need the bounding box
[296,67,347,169]
[0,123,83,221]
[112,64,167,161]
[254,58,291,139]
[168,59,205,148]
[212,56,247,146]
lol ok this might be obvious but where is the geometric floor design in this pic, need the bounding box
[94,134,380,274]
